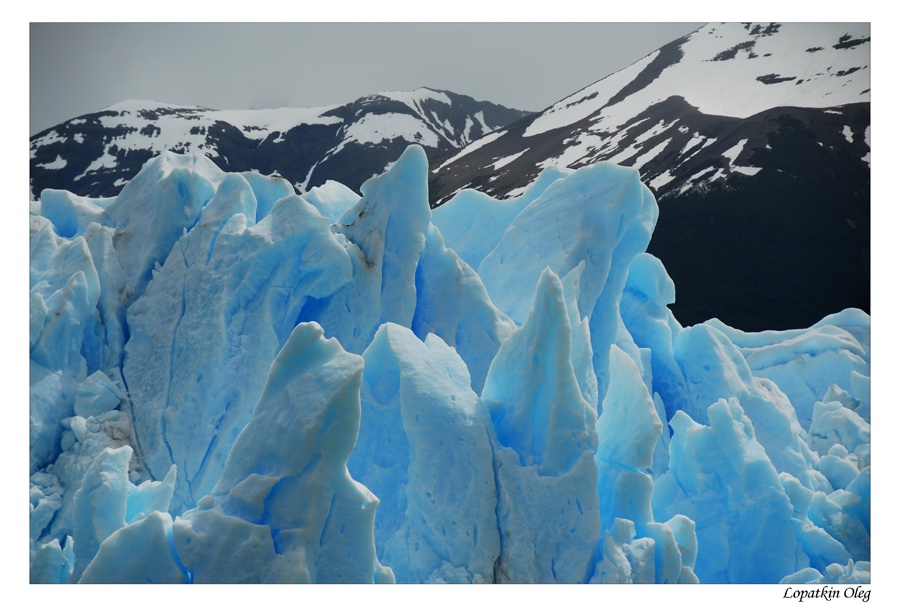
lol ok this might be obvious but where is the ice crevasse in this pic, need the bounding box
[29,145,870,583]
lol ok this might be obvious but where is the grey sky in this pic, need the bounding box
[30,22,704,136]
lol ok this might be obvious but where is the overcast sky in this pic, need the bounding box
[29,22,704,136]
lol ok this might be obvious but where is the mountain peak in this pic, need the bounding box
[30,89,531,201]
[428,22,869,333]
[523,22,869,140]
[102,99,206,113]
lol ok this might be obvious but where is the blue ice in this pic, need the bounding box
[28,145,871,583]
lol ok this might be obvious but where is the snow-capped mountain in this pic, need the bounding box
[30,87,530,200]
[430,22,871,332]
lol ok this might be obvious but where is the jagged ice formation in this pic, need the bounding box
[30,145,870,583]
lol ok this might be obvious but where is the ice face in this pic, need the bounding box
[171,322,387,584]
[410,225,515,393]
[652,399,801,583]
[69,446,175,582]
[619,252,690,423]
[29,145,870,584]
[39,189,108,239]
[103,152,225,301]
[482,268,601,583]
[672,323,820,484]
[590,346,697,584]
[30,221,101,473]
[706,309,870,429]
[483,268,598,475]
[305,145,432,353]
[299,179,361,223]
[432,165,573,271]
[123,172,352,512]
[596,346,663,535]
[349,324,499,582]
[80,511,188,584]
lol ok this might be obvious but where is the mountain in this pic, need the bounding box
[29,87,530,200]
[429,22,871,332]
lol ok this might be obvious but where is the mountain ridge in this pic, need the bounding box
[428,21,870,331]
[430,22,870,203]
[29,22,871,331]
[30,87,531,201]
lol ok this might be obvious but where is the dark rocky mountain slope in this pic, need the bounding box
[429,22,870,331]
[30,87,530,201]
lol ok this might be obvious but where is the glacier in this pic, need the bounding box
[29,144,870,584]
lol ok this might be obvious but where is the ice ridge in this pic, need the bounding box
[29,144,870,583]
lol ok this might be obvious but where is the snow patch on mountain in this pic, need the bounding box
[842,126,854,144]
[632,139,670,172]
[31,129,66,149]
[105,100,343,143]
[37,156,67,170]
[719,139,763,177]
[649,170,676,190]
[722,139,747,164]
[525,51,662,137]
[862,126,870,164]
[334,112,441,155]
[491,150,527,171]
[377,88,453,109]
[437,130,505,171]
[529,22,869,139]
